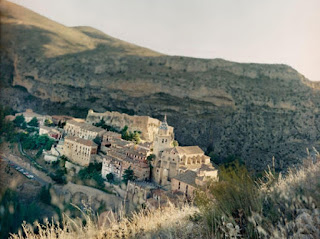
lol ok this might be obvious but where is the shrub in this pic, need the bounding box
[27,117,39,127]
[13,115,25,127]
[106,173,114,182]
[195,162,261,238]
[122,166,136,183]
[39,184,52,205]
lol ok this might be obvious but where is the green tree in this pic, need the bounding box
[28,117,39,127]
[0,189,41,239]
[93,173,105,188]
[44,119,53,126]
[132,131,141,144]
[147,154,156,180]
[13,115,25,127]
[93,135,102,146]
[106,173,114,182]
[122,166,136,183]
[50,168,67,184]
[172,140,179,147]
[39,184,52,204]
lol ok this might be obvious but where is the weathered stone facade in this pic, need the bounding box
[86,110,174,142]
[171,164,218,198]
[101,144,150,181]
[153,145,211,186]
[63,136,98,166]
[39,125,62,140]
[64,119,105,140]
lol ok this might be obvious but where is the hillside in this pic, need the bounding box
[1,0,320,171]
[9,160,320,238]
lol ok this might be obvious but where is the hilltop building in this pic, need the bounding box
[171,164,218,198]
[86,110,174,142]
[64,119,105,140]
[101,142,151,181]
[39,125,63,140]
[51,115,74,125]
[63,135,98,166]
[152,116,217,186]
[101,131,122,148]
[153,115,173,157]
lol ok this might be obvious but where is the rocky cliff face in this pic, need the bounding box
[1,1,320,171]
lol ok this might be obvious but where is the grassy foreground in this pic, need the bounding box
[9,160,320,239]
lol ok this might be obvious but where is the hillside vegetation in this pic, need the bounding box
[9,159,320,239]
[1,0,320,171]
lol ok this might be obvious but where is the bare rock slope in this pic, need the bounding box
[1,0,320,171]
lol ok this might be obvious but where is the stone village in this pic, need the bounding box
[7,109,219,208]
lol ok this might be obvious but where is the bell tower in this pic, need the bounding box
[153,115,172,157]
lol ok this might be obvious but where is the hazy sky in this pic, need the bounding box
[9,0,320,81]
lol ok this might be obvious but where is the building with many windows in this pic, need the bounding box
[64,119,105,140]
[63,136,98,166]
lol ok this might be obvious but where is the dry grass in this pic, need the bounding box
[10,203,199,239]
[255,159,320,238]
[8,160,320,239]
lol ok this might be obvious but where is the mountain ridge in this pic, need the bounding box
[1,0,320,171]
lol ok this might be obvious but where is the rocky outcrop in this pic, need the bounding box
[1,1,320,171]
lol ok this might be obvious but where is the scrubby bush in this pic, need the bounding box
[195,162,261,238]
[195,160,320,238]
[13,115,25,127]
[122,166,136,183]
[27,117,39,127]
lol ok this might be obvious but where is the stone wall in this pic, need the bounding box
[86,110,174,142]
[171,178,195,198]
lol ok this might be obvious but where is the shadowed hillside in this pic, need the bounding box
[1,0,320,171]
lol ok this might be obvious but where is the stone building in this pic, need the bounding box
[153,145,211,186]
[64,119,105,140]
[101,146,150,181]
[153,115,173,157]
[171,164,218,198]
[126,180,158,204]
[39,125,62,140]
[51,115,74,125]
[63,136,98,166]
[86,109,174,142]
[101,131,122,147]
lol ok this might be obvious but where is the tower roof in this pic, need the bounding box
[159,114,168,131]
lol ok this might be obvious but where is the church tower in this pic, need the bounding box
[153,115,172,157]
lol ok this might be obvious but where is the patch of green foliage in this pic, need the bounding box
[0,189,42,239]
[146,154,156,181]
[13,115,25,128]
[121,126,141,144]
[18,133,55,152]
[94,119,119,132]
[27,117,39,127]
[195,162,261,238]
[50,168,67,184]
[44,119,54,127]
[78,162,105,189]
[39,184,52,205]
[122,166,136,183]
[106,173,114,182]
[0,106,15,142]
